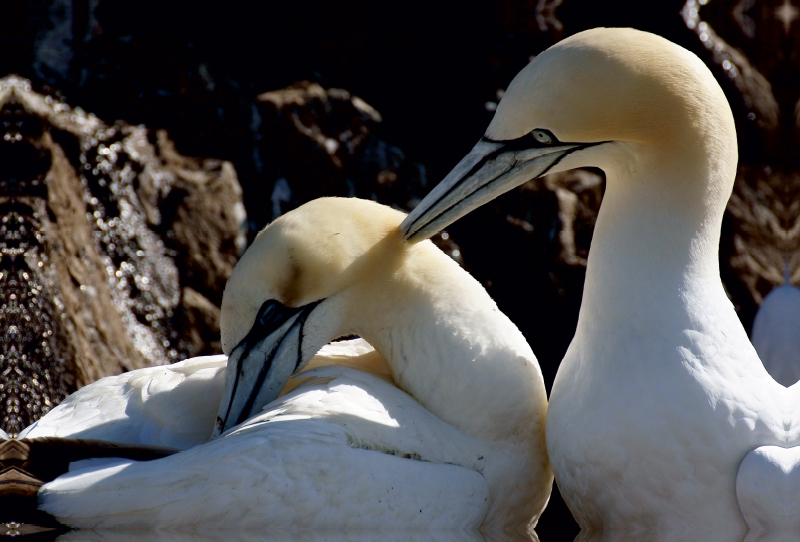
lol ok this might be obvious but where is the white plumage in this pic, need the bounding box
[39,364,489,531]
[20,355,227,449]
[737,446,800,542]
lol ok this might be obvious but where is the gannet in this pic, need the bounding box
[400,27,797,539]
[36,198,551,533]
[751,283,800,387]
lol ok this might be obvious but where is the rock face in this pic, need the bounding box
[0,76,245,435]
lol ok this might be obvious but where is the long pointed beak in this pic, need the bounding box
[213,301,320,438]
[400,137,602,241]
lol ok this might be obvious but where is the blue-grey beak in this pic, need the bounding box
[213,299,321,437]
[400,135,604,241]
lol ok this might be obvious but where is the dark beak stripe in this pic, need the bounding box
[405,138,606,242]
[219,300,321,432]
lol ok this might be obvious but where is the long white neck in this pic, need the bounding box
[345,243,551,528]
[574,140,742,361]
[352,243,547,447]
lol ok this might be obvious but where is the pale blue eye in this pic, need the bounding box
[531,130,554,144]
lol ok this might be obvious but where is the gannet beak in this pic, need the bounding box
[213,299,322,437]
[400,136,604,241]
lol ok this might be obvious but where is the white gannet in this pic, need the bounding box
[751,283,800,387]
[399,27,797,539]
[37,197,551,533]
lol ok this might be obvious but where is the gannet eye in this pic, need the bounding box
[257,300,286,329]
[531,129,555,145]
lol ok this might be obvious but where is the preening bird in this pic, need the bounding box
[401,27,799,540]
[35,198,551,534]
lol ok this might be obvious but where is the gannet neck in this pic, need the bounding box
[327,240,547,447]
[219,196,547,446]
[578,145,734,328]
[544,47,739,335]
[330,239,551,527]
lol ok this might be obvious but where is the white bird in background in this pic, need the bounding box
[34,198,551,534]
[751,282,800,388]
[400,27,799,540]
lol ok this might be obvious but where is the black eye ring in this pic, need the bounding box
[531,129,556,145]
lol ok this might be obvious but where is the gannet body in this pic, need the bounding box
[752,284,800,387]
[400,27,797,539]
[37,198,551,532]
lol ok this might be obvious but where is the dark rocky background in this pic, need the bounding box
[1,0,799,539]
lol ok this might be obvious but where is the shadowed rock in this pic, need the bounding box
[0,75,245,435]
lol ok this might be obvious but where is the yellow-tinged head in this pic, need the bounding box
[401,27,737,242]
[487,27,731,146]
[215,197,451,436]
[220,197,407,355]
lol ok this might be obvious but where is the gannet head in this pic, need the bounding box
[401,27,737,241]
[214,198,409,436]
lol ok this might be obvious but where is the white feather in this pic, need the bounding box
[21,355,227,449]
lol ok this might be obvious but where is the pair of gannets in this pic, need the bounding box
[23,26,800,538]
